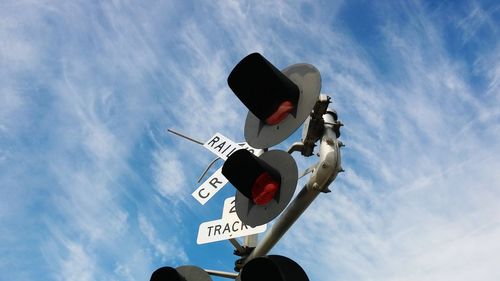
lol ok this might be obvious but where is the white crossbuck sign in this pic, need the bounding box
[197,197,267,244]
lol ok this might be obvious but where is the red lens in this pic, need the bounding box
[265,100,294,125]
[251,172,280,205]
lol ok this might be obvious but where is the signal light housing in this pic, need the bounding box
[228,53,300,125]
[222,149,298,227]
[228,53,321,149]
[150,265,212,281]
[239,255,309,281]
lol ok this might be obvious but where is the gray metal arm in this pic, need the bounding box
[243,110,342,264]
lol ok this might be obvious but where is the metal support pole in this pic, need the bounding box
[243,234,258,248]
[244,184,320,262]
[243,110,342,264]
[205,269,238,279]
[229,238,245,253]
[167,128,204,145]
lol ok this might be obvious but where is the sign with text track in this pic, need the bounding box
[197,196,266,244]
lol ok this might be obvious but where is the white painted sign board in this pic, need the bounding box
[192,133,263,205]
[197,197,266,244]
[191,167,227,205]
[221,196,239,220]
[196,217,266,244]
[202,132,264,160]
[202,133,240,160]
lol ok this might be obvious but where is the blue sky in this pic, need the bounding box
[1,0,499,280]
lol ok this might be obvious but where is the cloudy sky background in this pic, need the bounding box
[1,0,499,280]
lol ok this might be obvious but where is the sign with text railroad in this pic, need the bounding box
[192,133,263,205]
[202,133,262,160]
[197,197,266,244]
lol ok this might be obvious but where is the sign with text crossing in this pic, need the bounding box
[197,197,267,244]
[192,133,263,205]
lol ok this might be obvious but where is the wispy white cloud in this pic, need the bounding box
[0,1,194,279]
[138,213,188,263]
[268,1,500,281]
[0,86,24,134]
[2,0,499,280]
[152,146,187,198]
[56,241,97,281]
[456,1,499,44]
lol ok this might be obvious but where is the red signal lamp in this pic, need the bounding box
[222,149,281,204]
[265,100,295,125]
[228,53,300,127]
[252,172,280,205]
[222,149,298,227]
[227,52,321,149]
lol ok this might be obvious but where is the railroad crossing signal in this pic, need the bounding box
[222,52,317,227]
[228,52,321,149]
[222,149,298,227]
[191,132,263,206]
[150,265,212,281]
[162,52,342,281]
[238,255,309,281]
